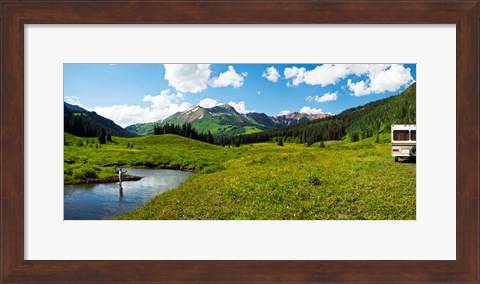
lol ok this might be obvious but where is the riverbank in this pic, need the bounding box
[64,134,225,185]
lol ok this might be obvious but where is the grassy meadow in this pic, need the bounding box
[64,133,415,220]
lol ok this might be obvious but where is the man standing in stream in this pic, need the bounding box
[118,168,127,189]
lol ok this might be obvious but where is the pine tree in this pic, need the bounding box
[320,140,325,148]
[207,131,214,144]
[98,128,106,144]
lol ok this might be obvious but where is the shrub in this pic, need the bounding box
[72,167,98,182]
[308,172,321,186]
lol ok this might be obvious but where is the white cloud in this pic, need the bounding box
[198,98,221,108]
[93,102,191,128]
[278,110,290,115]
[366,64,391,76]
[227,101,253,114]
[93,89,191,127]
[306,92,338,102]
[64,96,82,106]
[345,64,369,76]
[93,105,151,127]
[257,91,261,96]
[209,65,246,88]
[347,79,371,96]
[347,64,414,96]
[345,64,390,77]
[303,64,350,86]
[164,64,211,93]
[282,64,409,93]
[284,66,306,86]
[262,66,280,83]
[300,106,324,114]
[284,66,302,79]
[315,92,338,102]
[369,64,414,93]
[284,64,350,87]
[143,89,183,108]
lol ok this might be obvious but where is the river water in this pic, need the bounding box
[64,168,193,220]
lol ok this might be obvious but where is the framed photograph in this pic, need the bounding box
[1,1,478,283]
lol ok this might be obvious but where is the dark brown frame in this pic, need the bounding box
[1,1,478,283]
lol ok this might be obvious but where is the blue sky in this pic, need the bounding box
[64,64,416,127]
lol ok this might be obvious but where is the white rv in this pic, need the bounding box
[391,124,416,162]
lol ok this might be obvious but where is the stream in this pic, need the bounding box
[64,168,193,220]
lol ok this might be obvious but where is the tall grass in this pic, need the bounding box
[65,133,415,220]
[64,133,231,184]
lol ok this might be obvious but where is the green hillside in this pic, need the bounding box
[125,122,154,136]
[64,133,232,184]
[344,83,416,140]
[64,102,135,137]
[219,83,416,146]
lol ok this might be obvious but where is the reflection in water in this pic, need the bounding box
[119,185,124,198]
[64,168,193,220]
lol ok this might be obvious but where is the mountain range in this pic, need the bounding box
[64,82,415,141]
[126,104,329,136]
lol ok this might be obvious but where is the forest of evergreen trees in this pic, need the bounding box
[216,83,416,147]
[64,107,103,137]
[64,103,135,138]
[154,122,215,144]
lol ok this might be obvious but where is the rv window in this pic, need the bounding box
[410,130,416,141]
[393,130,410,141]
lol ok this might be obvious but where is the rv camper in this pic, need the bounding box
[391,124,416,162]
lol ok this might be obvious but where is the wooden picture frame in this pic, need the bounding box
[1,1,478,282]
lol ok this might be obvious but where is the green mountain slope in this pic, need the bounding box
[344,83,416,139]
[168,105,267,137]
[220,83,416,145]
[125,122,155,136]
[64,102,135,137]
[127,104,330,137]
